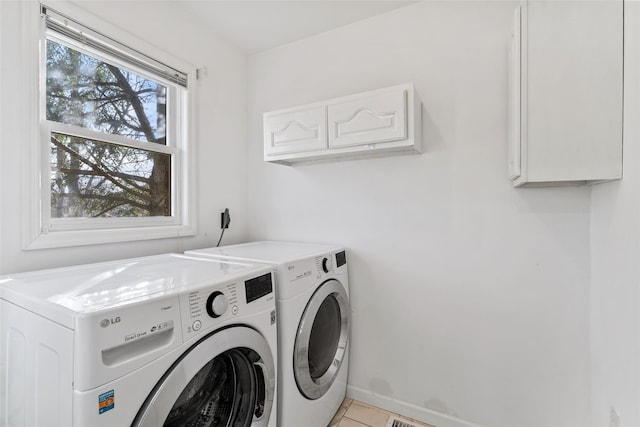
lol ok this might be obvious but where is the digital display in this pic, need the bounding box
[245,273,273,303]
[336,251,347,268]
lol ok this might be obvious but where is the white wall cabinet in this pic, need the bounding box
[263,83,421,164]
[509,1,623,187]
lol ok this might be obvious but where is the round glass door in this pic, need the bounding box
[133,326,274,427]
[294,279,349,400]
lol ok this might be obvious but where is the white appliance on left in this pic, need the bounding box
[0,253,278,427]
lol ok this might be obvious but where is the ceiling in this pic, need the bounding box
[178,1,419,54]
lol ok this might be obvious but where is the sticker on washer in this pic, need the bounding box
[98,390,115,414]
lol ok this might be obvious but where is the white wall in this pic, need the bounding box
[0,0,248,274]
[590,3,640,427]
[247,2,593,427]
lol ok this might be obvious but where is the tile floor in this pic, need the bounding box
[328,398,435,427]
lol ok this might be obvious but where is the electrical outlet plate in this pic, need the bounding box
[220,209,230,229]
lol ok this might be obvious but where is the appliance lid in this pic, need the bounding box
[0,254,270,324]
[187,241,341,264]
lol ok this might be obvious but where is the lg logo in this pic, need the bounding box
[100,317,121,328]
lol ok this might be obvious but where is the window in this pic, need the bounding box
[26,4,195,249]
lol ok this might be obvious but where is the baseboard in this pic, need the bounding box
[346,385,485,427]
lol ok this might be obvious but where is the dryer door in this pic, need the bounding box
[293,279,349,400]
[132,326,275,427]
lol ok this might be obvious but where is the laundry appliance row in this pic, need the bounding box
[0,241,350,427]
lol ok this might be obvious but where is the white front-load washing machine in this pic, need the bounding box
[0,253,278,427]
[186,241,350,427]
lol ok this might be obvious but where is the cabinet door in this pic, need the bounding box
[263,106,327,155]
[513,0,623,186]
[327,88,407,149]
[508,5,522,180]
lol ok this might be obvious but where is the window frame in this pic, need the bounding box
[23,2,197,250]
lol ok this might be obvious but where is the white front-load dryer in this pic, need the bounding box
[186,241,350,427]
[0,253,278,427]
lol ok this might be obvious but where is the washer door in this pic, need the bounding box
[132,326,274,427]
[294,279,349,400]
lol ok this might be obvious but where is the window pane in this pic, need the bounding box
[46,39,167,144]
[50,133,171,218]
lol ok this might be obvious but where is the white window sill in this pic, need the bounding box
[24,225,196,250]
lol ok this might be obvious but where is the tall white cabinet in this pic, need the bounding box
[509,1,623,187]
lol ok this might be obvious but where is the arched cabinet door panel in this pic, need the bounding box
[328,88,407,149]
[264,106,327,156]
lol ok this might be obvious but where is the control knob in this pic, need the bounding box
[206,291,228,318]
[321,257,332,273]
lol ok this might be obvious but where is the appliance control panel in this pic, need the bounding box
[279,250,347,300]
[179,271,275,341]
[180,281,240,338]
[315,250,347,276]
